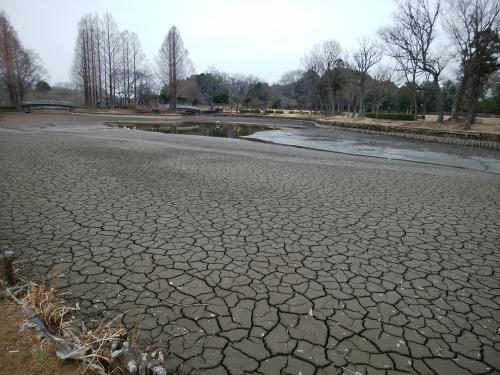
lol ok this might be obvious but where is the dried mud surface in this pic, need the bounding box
[1,113,499,374]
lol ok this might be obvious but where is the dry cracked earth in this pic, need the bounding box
[1,113,499,375]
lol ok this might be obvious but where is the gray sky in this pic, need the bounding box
[2,0,398,85]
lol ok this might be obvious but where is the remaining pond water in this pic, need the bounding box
[113,122,277,138]
[112,122,500,173]
[246,128,500,173]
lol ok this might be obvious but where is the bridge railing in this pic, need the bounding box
[159,104,202,113]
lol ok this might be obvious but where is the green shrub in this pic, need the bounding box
[275,110,284,114]
[264,109,275,114]
[366,112,416,121]
[152,108,160,114]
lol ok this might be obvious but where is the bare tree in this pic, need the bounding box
[0,12,44,107]
[0,12,21,106]
[15,49,44,101]
[119,30,132,105]
[117,30,146,106]
[396,54,422,118]
[278,69,303,107]
[228,74,256,111]
[130,32,145,106]
[135,68,156,106]
[206,65,220,109]
[73,14,104,108]
[73,13,149,109]
[302,40,344,114]
[380,0,449,122]
[353,37,383,115]
[103,13,120,109]
[74,14,94,107]
[279,70,303,87]
[380,18,428,119]
[445,0,499,127]
[157,25,192,111]
[370,66,396,115]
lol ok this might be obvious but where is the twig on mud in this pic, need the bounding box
[165,331,193,341]
[160,297,208,307]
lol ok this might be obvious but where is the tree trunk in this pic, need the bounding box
[464,75,481,129]
[450,77,466,121]
[103,56,108,107]
[6,82,18,108]
[433,76,444,123]
[169,82,177,112]
[412,91,418,120]
[108,42,114,109]
[326,86,334,115]
[464,99,478,130]
[109,66,114,109]
[359,75,368,117]
[351,96,357,118]
[90,27,97,109]
[133,51,137,106]
[97,28,102,104]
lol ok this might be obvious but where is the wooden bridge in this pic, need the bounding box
[22,100,77,111]
[178,105,201,114]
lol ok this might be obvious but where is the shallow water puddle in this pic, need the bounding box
[114,122,277,138]
[246,128,500,173]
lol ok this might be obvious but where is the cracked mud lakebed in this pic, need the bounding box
[1,112,499,374]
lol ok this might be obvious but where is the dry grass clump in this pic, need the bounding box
[21,279,75,335]
[74,317,126,374]
[11,276,128,374]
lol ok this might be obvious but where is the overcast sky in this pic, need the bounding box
[3,0,399,85]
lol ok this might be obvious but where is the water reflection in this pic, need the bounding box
[117,123,275,138]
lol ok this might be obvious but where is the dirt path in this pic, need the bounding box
[0,291,78,375]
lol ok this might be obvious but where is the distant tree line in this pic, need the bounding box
[159,0,498,127]
[0,0,498,128]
